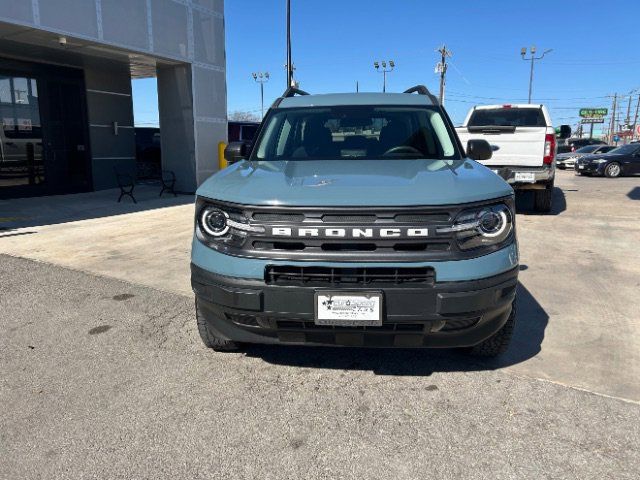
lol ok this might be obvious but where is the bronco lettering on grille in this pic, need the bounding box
[271,227,429,238]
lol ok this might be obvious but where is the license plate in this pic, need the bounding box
[315,291,382,326]
[514,172,535,182]
[578,165,585,169]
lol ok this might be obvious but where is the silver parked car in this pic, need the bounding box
[556,144,614,169]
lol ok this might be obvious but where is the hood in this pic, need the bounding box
[196,159,513,207]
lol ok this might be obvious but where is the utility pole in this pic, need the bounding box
[632,94,640,141]
[609,93,617,144]
[623,89,638,143]
[436,45,452,105]
[520,46,552,103]
[356,80,359,93]
[286,0,293,88]
[373,60,395,92]
[252,72,269,118]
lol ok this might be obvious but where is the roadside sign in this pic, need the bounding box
[579,108,608,118]
[637,125,640,135]
[613,135,620,142]
[580,118,604,124]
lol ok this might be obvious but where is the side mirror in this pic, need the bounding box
[466,139,493,161]
[224,141,250,164]
[556,125,571,139]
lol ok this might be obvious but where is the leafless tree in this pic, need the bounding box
[228,110,260,122]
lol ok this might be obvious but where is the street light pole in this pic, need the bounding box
[286,0,293,88]
[520,46,552,103]
[373,60,395,92]
[252,72,270,118]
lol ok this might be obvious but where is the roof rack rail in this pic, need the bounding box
[283,86,310,97]
[404,85,439,105]
[271,86,311,108]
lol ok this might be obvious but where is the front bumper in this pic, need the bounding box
[556,158,577,169]
[574,162,604,175]
[192,263,518,348]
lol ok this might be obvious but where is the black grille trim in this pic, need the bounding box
[265,265,435,286]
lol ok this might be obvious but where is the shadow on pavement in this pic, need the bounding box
[244,283,548,376]
[515,186,566,216]
[0,185,194,230]
[627,186,640,200]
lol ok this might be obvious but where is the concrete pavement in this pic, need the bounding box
[1,254,639,479]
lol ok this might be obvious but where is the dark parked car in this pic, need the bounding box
[556,144,615,169]
[557,137,606,154]
[575,143,640,177]
[228,121,259,143]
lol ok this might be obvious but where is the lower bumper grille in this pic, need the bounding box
[265,265,436,287]
[275,319,425,332]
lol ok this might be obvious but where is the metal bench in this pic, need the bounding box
[114,168,178,203]
[114,169,137,204]
[159,170,177,197]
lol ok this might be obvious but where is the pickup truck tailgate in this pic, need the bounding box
[457,126,547,167]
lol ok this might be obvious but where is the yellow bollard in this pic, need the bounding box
[218,141,228,170]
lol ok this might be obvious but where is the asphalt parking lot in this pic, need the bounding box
[1,170,640,478]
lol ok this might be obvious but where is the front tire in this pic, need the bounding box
[534,182,553,213]
[467,300,517,357]
[604,162,621,178]
[195,299,240,351]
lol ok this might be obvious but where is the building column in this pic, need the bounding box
[156,64,196,193]
[157,62,226,193]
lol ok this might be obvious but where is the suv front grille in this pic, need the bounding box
[265,265,436,286]
[196,198,514,262]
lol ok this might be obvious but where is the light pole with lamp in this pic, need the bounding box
[520,46,552,103]
[374,60,395,93]
[252,72,269,119]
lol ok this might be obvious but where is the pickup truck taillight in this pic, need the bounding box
[543,133,556,165]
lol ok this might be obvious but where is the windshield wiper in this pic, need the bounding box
[443,160,458,176]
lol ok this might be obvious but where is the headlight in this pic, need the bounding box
[199,206,229,237]
[196,200,265,247]
[437,202,514,251]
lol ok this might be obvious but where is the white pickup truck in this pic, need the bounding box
[456,104,570,213]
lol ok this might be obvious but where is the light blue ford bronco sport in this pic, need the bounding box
[191,85,519,356]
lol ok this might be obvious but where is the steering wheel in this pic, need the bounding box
[382,145,422,156]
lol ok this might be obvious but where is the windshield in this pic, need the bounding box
[608,144,639,155]
[251,106,460,161]
[467,108,546,127]
[575,145,600,153]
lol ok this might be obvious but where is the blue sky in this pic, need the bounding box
[133,0,640,135]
